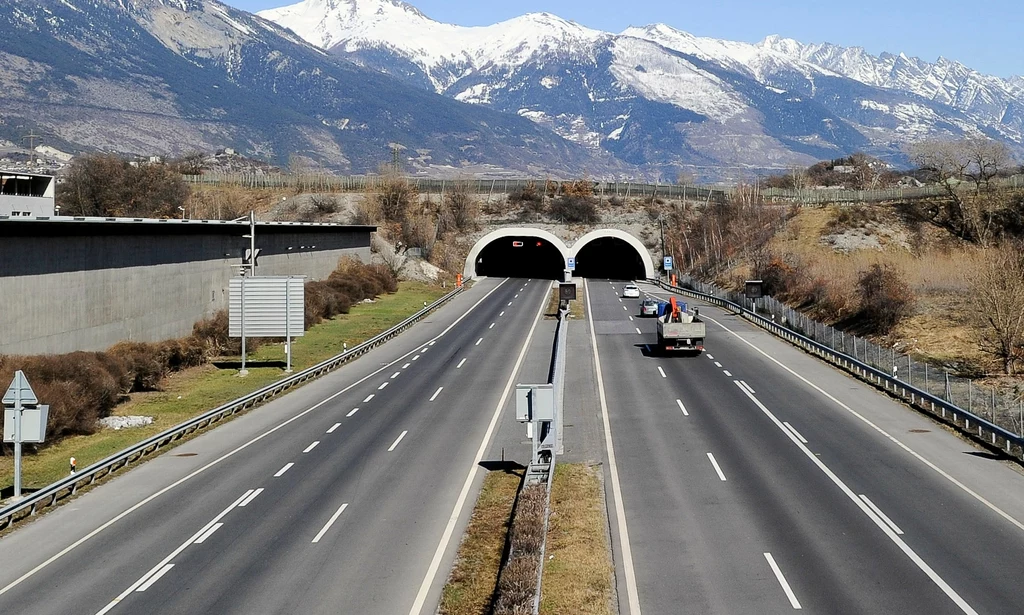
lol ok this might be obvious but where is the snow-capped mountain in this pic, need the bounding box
[262,0,1023,179]
[0,0,623,176]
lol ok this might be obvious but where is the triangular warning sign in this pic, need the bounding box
[2,370,38,406]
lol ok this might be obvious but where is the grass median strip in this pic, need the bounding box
[546,285,586,321]
[0,282,446,494]
[439,466,524,615]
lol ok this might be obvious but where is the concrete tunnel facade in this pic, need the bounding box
[464,227,656,280]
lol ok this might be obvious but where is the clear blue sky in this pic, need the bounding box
[226,0,1023,78]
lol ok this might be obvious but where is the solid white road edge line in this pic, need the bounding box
[238,488,264,507]
[135,564,174,593]
[782,421,809,444]
[429,387,444,402]
[192,523,223,545]
[407,280,549,615]
[6,279,515,600]
[302,442,319,454]
[733,382,977,615]
[698,310,1024,536]
[327,423,341,433]
[763,553,802,609]
[311,503,349,544]
[274,463,294,478]
[860,494,904,535]
[584,278,643,615]
[94,490,253,614]
[707,453,727,481]
[676,399,689,416]
[739,380,755,394]
[388,431,408,452]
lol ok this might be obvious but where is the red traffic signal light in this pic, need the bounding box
[512,240,524,247]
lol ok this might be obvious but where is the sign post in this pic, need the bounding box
[663,256,674,281]
[3,370,42,499]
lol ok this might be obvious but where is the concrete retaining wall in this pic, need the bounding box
[0,218,374,355]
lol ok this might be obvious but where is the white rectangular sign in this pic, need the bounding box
[229,276,306,338]
[4,406,49,443]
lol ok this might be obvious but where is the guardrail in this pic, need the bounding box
[0,286,465,531]
[654,279,1024,460]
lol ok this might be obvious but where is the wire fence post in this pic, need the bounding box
[969,380,973,413]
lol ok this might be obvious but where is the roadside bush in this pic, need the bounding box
[549,195,600,224]
[508,182,542,206]
[856,264,914,334]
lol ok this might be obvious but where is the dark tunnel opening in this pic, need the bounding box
[475,236,565,279]
[573,237,646,280]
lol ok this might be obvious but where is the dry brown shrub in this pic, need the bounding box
[856,264,915,334]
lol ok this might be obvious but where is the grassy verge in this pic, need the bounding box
[439,467,524,615]
[0,282,446,493]
[545,284,586,320]
[541,463,615,615]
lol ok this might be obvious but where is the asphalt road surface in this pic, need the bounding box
[589,278,1024,615]
[0,277,554,615]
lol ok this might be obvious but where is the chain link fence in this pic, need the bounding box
[678,274,1024,444]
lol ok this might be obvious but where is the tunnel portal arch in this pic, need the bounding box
[570,229,656,280]
[464,227,569,280]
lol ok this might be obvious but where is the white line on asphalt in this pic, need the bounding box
[421,347,429,353]
[135,564,174,593]
[388,431,408,452]
[707,354,714,360]
[628,315,634,321]
[714,362,723,368]
[409,279,550,615]
[274,463,294,477]
[402,363,411,369]
[489,322,495,329]
[193,523,223,545]
[636,327,643,335]
[699,310,1024,533]
[346,408,359,417]
[303,441,319,454]
[582,279,643,615]
[327,423,341,433]
[238,488,264,507]
[623,305,628,311]
[476,337,483,346]
[429,341,436,346]
[429,387,444,402]
[676,399,689,416]
[500,311,505,317]
[98,489,253,612]
[619,298,623,302]
[311,503,349,544]
[457,358,467,369]
[515,294,519,298]
[739,380,755,394]
[723,370,732,377]
[860,495,904,535]
[378,382,389,390]
[783,422,809,444]
[391,372,401,379]
[508,301,513,306]
[732,381,977,614]
[764,553,802,609]
[19,280,520,603]
[412,355,420,361]
[363,394,375,403]
[707,453,727,481]
[658,366,667,378]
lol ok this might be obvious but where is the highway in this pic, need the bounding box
[587,279,1024,614]
[0,277,554,615]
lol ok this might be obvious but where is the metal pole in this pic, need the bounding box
[13,378,22,499]
[969,380,973,413]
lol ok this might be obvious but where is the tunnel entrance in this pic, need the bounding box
[474,236,565,279]
[573,237,646,280]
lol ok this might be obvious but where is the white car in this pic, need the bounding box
[622,284,640,298]
[639,298,660,316]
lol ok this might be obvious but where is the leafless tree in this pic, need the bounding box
[177,150,207,176]
[972,243,1024,375]
[963,137,1011,191]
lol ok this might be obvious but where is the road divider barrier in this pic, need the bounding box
[0,286,465,532]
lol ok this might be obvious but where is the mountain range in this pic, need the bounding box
[261,0,1024,180]
[0,0,1019,180]
[0,0,621,177]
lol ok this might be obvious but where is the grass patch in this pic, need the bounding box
[0,282,446,493]
[439,466,524,615]
[545,284,586,320]
[541,463,614,615]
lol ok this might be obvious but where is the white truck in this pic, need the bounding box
[656,297,705,355]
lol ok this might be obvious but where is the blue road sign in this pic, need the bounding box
[663,256,674,271]
[567,257,576,270]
